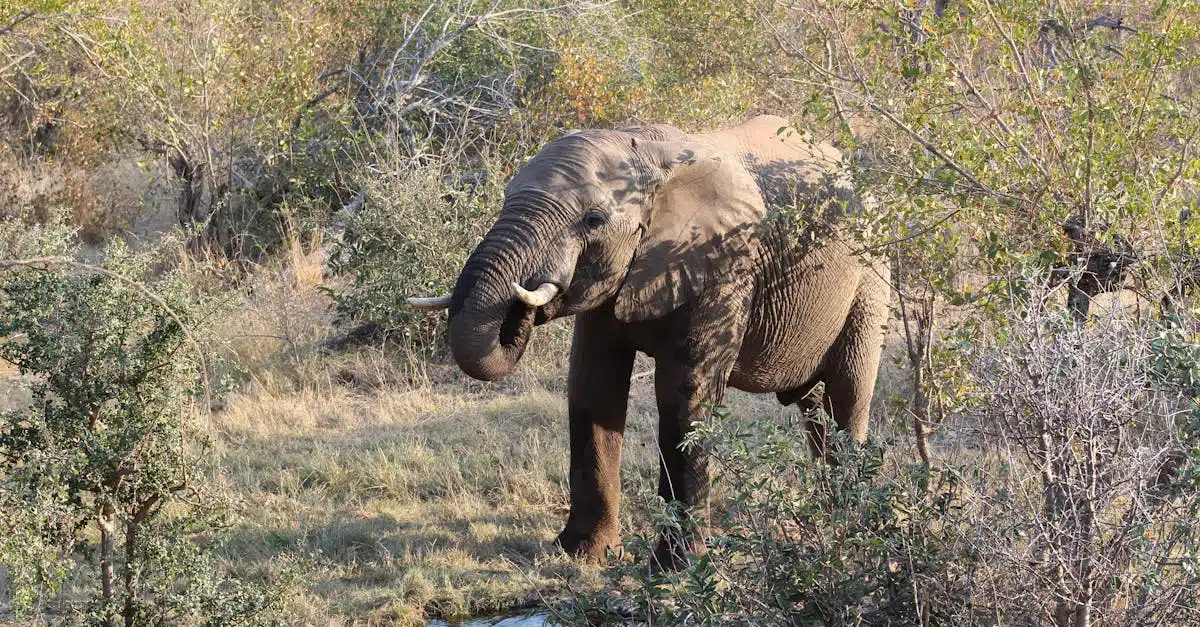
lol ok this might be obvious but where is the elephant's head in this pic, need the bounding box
[409,126,766,381]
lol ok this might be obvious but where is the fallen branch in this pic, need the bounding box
[0,49,34,75]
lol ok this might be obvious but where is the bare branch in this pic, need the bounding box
[0,49,33,75]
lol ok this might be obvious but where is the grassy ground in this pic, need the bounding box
[209,362,821,625]
[211,378,580,624]
[197,247,627,624]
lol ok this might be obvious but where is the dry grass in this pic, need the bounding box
[208,350,663,623]
[209,362,852,624]
[0,150,176,249]
[210,382,577,624]
[197,241,609,624]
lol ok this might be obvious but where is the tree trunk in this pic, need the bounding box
[911,298,935,466]
[122,496,158,627]
[98,503,118,627]
[122,517,139,627]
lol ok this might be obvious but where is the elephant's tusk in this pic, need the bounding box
[512,282,559,307]
[406,295,452,310]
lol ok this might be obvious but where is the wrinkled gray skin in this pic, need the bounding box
[443,115,890,564]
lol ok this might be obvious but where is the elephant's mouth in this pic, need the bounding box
[533,292,566,325]
[498,299,536,349]
[448,274,569,381]
[498,291,564,349]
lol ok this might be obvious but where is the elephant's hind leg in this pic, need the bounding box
[820,277,889,448]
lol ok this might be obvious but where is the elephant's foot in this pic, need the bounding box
[651,531,706,572]
[554,527,621,563]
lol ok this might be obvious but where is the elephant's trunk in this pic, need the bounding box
[448,214,548,381]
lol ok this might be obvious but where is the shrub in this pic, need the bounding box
[623,0,771,126]
[960,292,1200,625]
[0,238,281,625]
[570,409,978,626]
[324,156,505,354]
[767,0,1200,534]
[574,291,1200,626]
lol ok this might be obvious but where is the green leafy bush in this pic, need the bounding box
[571,409,977,626]
[0,239,281,625]
[323,158,506,354]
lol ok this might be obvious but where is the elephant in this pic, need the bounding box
[408,114,891,565]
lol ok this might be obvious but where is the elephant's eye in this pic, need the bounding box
[582,210,609,230]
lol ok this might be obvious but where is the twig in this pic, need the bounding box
[782,77,1021,203]
[866,102,1008,199]
[1154,123,1199,210]
[52,23,113,78]
[0,11,35,36]
[853,209,961,256]
[947,57,1050,180]
[758,6,852,82]
[824,39,852,135]
[477,2,616,22]
[0,49,34,75]
[982,0,1066,167]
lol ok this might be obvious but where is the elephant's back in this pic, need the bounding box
[700,116,856,223]
[700,116,846,189]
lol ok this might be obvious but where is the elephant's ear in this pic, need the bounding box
[614,140,765,323]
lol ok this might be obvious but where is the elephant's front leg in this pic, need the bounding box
[652,307,745,568]
[555,311,635,562]
[653,359,731,567]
